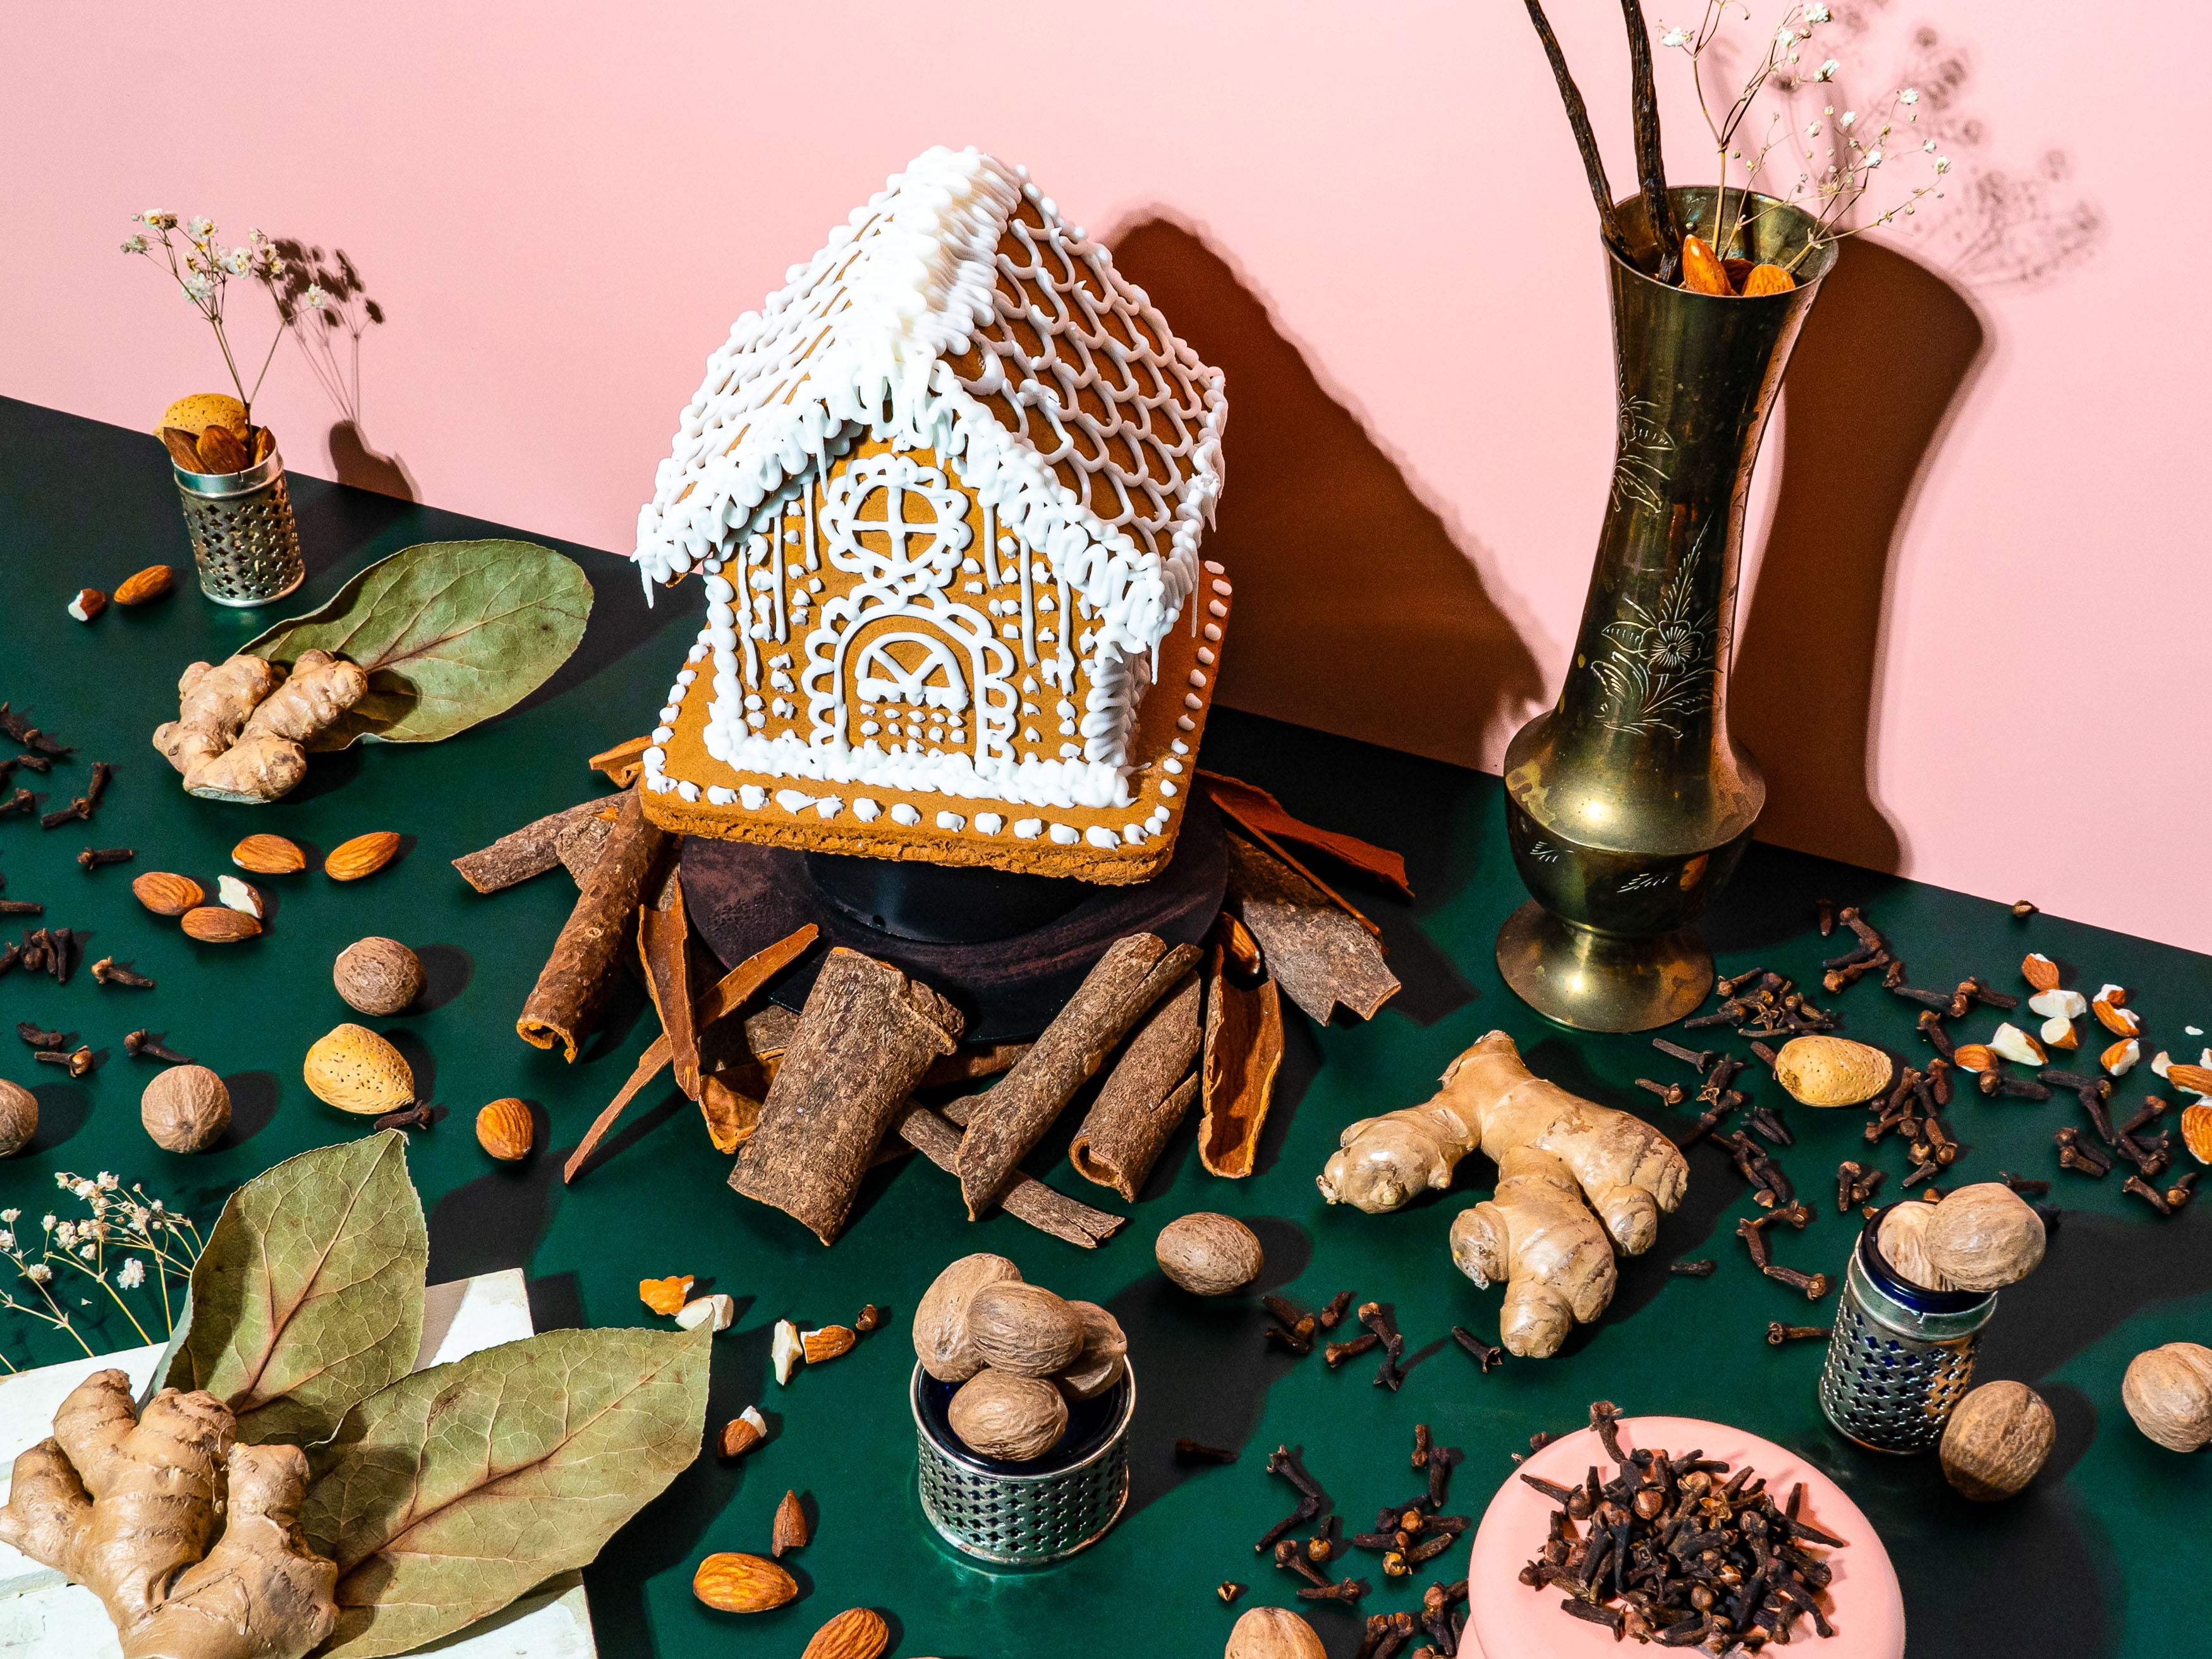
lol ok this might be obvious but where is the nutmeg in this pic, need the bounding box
[141,1064,230,1153]
[0,1078,37,1158]
[1876,1200,1950,1292]
[1156,1212,1265,1296]
[2122,1341,2212,1452]
[945,1367,1067,1462]
[964,1280,1084,1378]
[1057,1299,1128,1401]
[912,1252,1022,1382]
[334,936,425,1016]
[1940,1380,2055,1500]
[1224,1605,1326,1659]
[1922,1182,2046,1292]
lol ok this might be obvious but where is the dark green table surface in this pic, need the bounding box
[1,396,2206,1658]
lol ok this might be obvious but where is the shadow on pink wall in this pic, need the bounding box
[1734,237,1988,876]
[1107,214,1547,771]
[270,238,418,501]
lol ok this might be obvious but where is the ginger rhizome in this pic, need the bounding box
[0,1368,337,1659]
[1317,1030,1688,1357]
[153,649,365,803]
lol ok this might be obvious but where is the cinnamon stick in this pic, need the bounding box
[896,1100,1124,1248]
[639,872,702,1098]
[1225,834,1399,1024]
[556,812,616,885]
[516,789,667,1060]
[1199,940,1285,1177]
[1069,970,1203,1201]
[453,794,617,894]
[954,933,1202,1219]
[732,948,964,1244]
[563,923,817,1181]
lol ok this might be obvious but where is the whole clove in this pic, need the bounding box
[16,1021,66,1050]
[1635,1076,1687,1107]
[90,957,155,988]
[1256,1445,1330,1553]
[124,1030,191,1064]
[0,704,71,755]
[36,1045,95,1078]
[1816,898,1835,935]
[1325,1330,1380,1368]
[1451,1325,1505,1371]
[2055,1127,2112,1178]
[1917,1009,1956,1057]
[1273,1536,1332,1589]
[1217,1582,1246,1605]
[1176,1438,1237,1465]
[1317,1290,1353,1328]
[2167,1172,2199,1212]
[1763,1265,1832,1299]
[372,1101,441,1134]
[1668,1258,1717,1277]
[1263,1293,1318,1355]
[1766,1322,1830,1345]
[1734,1217,1773,1272]
[1359,1301,1408,1390]
[77,846,134,870]
[1425,1444,1463,1510]
[2123,1175,2173,1217]
[0,898,42,916]
[1651,1037,1718,1072]
[0,789,37,818]
[1999,1172,2051,1196]
[1837,1160,1864,1212]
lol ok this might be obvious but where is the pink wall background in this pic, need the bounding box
[3,2,2204,949]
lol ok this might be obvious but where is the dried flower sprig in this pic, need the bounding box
[120,212,319,427]
[0,1172,204,1366]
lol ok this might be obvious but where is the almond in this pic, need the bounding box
[475,1097,534,1161]
[640,1274,695,1316]
[1740,263,1797,296]
[800,1608,887,1659]
[2182,1103,2212,1165]
[801,1325,856,1365]
[1990,1023,2047,1067]
[678,1293,736,1332]
[692,1552,796,1614]
[2168,1064,2212,1096]
[1952,1044,1996,1074]
[216,875,264,919]
[717,1406,767,1461]
[1680,234,1732,295]
[195,424,251,473]
[303,1022,414,1114]
[114,565,174,605]
[181,905,261,943]
[232,833,307,873]
[770,1488,808,1557]
[2021,953,2060,993]
[2041,1016,2079,1051]
[325,831,401,881]
[2093,997,2141,1038]
[68,588,106,623]
[2102,1038,2141,1076]
[132,872,204,916]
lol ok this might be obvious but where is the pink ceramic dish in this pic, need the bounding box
[1462,1415,1904,1658]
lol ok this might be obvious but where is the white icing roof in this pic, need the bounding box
[633,145,1225,662]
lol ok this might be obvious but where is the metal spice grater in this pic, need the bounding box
[171,446,305,606]
[911,1361,1134,1565]
[1818,1205,1997,1453]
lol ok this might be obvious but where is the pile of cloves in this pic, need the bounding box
[1516,1402,1844,1646]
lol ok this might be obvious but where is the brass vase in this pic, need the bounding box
[1497,188,1838,1031]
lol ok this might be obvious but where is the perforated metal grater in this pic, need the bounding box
[1818,1207,1997,1454]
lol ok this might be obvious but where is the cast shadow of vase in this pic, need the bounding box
[1731,237,1988,877]
[1106,215,1545,772]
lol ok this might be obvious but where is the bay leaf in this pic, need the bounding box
[243,538,592,747]
[303,1326,710,1659]
[167,1131,427,1447]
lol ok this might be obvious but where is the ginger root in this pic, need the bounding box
[0,1369,337,1659]
[1318,1030,1688,1358]
[152,650,365,804]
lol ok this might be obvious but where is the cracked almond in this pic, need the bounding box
[801,1325,856,1364]
[2182,1103,2212,1165]
[771,1488,808,1557]
[1952,1043,1996,1074]
[325,831,401,881]
[2093,997,2141,1038]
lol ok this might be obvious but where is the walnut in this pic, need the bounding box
[2122,1342,2212,1452]
[911,1253,1022,1382]
[1155,1212,1265,1296]
[1056,1300,1128,1401]
[140,1065,230,1153]
[333,936,425,1016]
[1224,1606,1326,1659]
[945,1368,1067,1462]
[964,1281,1083,1378]
[0,1079,36,1158]
[1923,1182,2045,1292]
[1940,1380,2055,1500]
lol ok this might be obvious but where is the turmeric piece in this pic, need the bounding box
[1318,1030,1688,1358]
[0,1368,337,1659]
[151,649,365,803]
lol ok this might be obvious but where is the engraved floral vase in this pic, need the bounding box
[1497,188,1837,1031]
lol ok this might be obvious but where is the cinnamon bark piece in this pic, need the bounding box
[954,933,1203,1219]
[922,1041,1031,1089]
[563,923,818,1181]
[1069,971,1204,1200]
[453,795,618,894]
[1200,940,1285,1177]
[589,735,652,787]
[1197,771,1413,897]
[1225,833,1400,1024]
[516,789,668,1059]
[556,812,616,885]
[731,947,964,1244]
[896,1100,1124,1247]
[639,871,701,1098]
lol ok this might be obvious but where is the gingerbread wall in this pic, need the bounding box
[2,1,2201,948]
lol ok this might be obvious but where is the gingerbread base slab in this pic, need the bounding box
[640,574,1234,885]
[680,791,1227,1042]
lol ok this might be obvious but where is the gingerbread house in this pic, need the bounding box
[631,145,1230,882]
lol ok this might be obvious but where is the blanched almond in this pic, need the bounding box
[2041,1015,2079,1050]
[2028,988,2087,1022]
[1990,1023,2047,1067]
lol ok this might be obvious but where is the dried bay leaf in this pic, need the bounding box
[167,1130,427,1447]
[244,538,592,747]
[302,1325,710,1659]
